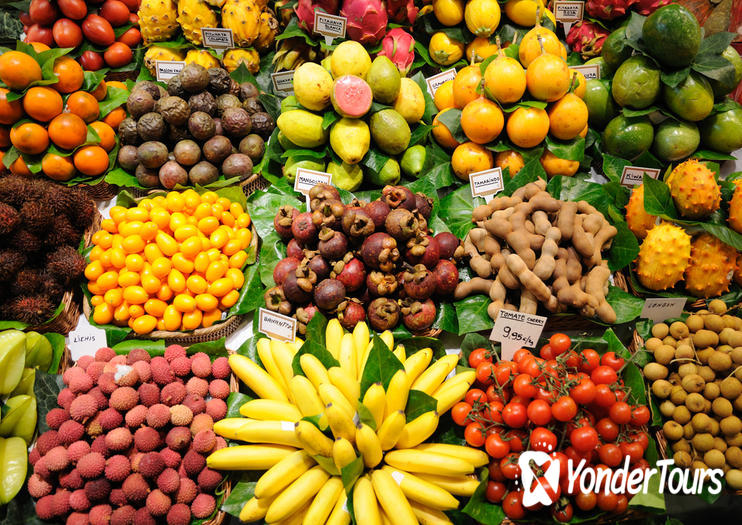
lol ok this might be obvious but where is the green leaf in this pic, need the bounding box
[34,370,65,434]
[432,302,458,334]
[221,480,256,518]
[362,148,392,176]
[545,136,585,162]
[43,332,66,374]
[692,149,736,161]
[314,455,340,475]
[642,173,677,217]
[112,339,166,356]
[435,107,467,143]
[292,339,340,376]
[227,262,263,317]
[661,67,690,88]
[226,391,252,418]
[304,311,328,348]
[454,295,493,335]
[692,54,736,83]
[411,70,438,124]
[622,105,661,117]
[438,185,479,239]
[322,110,341,130]
[357,402,377,431]
[462,470,506,525]
[359,336,403,398]
[698,32,736,56]
[606,285,644,324]
[502,158,545,195]
[607,216,639,272]
[629,467,666,512]
[259,231,287,288]
[405,390,438,421]
[341,456,364,493]
[247,187,303,240]
[257,93,280,121]
[230,62,258,86]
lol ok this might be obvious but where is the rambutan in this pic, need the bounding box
[4,294,54,324]
[19,200,52,233]
[77,452,106,479]
[12,228,42,253]
[45,215,80,248]
[134,426,161,452]
[146,489,172,517]
[0,249,25,281]
[191,493,215,519]
[70,192,96,231]
[122,473,149,503]
[47,245,85,286]
[0,202,20,235]
[69,489,91,512]
[10,268,42,295]
[84,478,111,502]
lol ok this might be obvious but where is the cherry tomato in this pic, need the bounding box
[500,454,521,480]
[551,396,578,422]
[575,491,597,511]
[601,351,625,371]
[53,18,84,48]
[598,443,622,467]
[494,361,514,387]
[485,481,506,503]
[502,490,526,519]
[464,422,486,447]
[485,433,510,459]
[564,350,581,369]
[620,442,644,464]
[469,347,492,368]
[549,451,569,478]
[552,501,574,523]
[535,385,556,403]
[486,384,507,403]
[580,349,600,373]
[630,405,650,426]
[504,429,526,452]
[570,425,599,452]
[527,399,552,426]
[609,401,632,424]
[596,491,618,512]
[488,460,505,482]
[591,365,618,385]
[465,388,487,407]
[519,356,543,378]
[525,476,559,508]
[630,430,649,451]
[451,402,471,426]
[502,402,527,428]
[571,378,596,405]
[614,494,629,514]
[596,417,619,441]
[513,373,537,398]
[549,333,571,355]
[513,348,532,363]
[564,445,592,466]
[595,383,617,407]
[530,427,557,453]
[539,343,554,360]
[476,362,496,386]
[486,401,503,423]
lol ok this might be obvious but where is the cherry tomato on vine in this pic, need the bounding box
[526,476,560,508]
[597,492,619,512]
[552,396,578,422]
[488,460,505,481]
[570,425,599,452]
[486,384,507,404]
[519,356,543,378]
[486,401,504,423]
[513,373,538,398]
[609,401,632,424]
[485,433,510,459]
[504,429,526,452]
[539,343,554,360]
[598,443,622,467]
[630,405,650,426]
[486,481,506,503]
[596,417,619,441]
[468,348,492,368]
[620,442,644,464]
[575,491,597,511]
[564,350,581,369]
[592,365,618,385]
[502,490,526,519]
[495,362,514,386]
[451,402,471,426]
[601,351,625,370]
[476,362,496,386]
[549,333,571,355]
[464,422,486,447]
[552,501,574,523]
[513,348,532,363]
[530,427,557,453]
[549,451,569,478]
[502,402,528,428]
[465,388,487,406]
[614,494,629,514]
[527,399,552,426]
[571,378,596,405]
[580,349,600,373]
[630,430,649,451]
[500,454,521,480]
[595,383,617,407]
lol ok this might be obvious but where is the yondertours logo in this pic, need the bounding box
[519,450,724,507]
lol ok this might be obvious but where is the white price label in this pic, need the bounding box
[490,310,547,360]
[200,27,233,48]
[156,60,186,81]
[641,298,687,323]
[570,64,601,80]
[554,0,584,22]
[294,168,332,195]
[271,70,295,96]
[67,316,108,361]
[469,168,504,200]
[258,308,297,342]
[425,68,457,96]
[620,166,661,187]
[314,12,347,44]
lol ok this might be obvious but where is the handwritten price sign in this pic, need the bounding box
[490,310,547,360]
[640,298,686,322]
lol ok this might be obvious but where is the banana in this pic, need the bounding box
[255,450,315,498]
[381,467,459,510]
[295,420,334,457]
[352,323,370,377]
[206,445,295,470]
[275,501,310,525]
[409,500,453,525]
[377,410,406,450]
[339,333,357,381]
[289,375,325,418]
[353,476,382,525]
[359,340,374,378]
[370,469,418,525]
[332,437,357,471]
[384,369,410,418]
[384,450,474,476]
[381,509,394,525]
[303,477,344,525]
[379,330,394,351]
[328,366,360,410]
[213,418,252,440]
[229,354,288,402]
[240,399,302,422]
[433,370,476,396]
[395,411,439,449]
[300,353,330,390]
[355,422,383,468]
[265,465,330,523]
[326,319,344,359]
[239,493,276,522]
[432,371,476,414]
[326,488,351,525]
[393,344,406,363]
[319,383,355,418]
[270,339,296,389]
[291,336,305,353]
[411,354,459,394]
[326,403,356,442]
[414,443,489,467]
[238,420,302,447]
[362,382,385,428]
[403,349,433,384]
[257,339,291,398]
[415,473,480,497]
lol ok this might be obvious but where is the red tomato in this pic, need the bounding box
[570,426,599,452]
[551,396,577,422]
[630,430,649,451]
[58,0,88,19]
[591,365,618,385]
[614,494,629,514]
[575,492,597,511]
[485,481,506,503]
[486,384,507,404]
[25,24,54,46]
[82,14,115,46]
[502,402,527,428]
[29,0,58,25]
[485,434,510,459]
[539,343,554,360]
[502,490,526,519]
[486,401,504,423]
[53,18,83,48]
[601,351,625,370]
[488,460,505,482]
[596,492,618,512]
[530,426,557,453]
[630,405,650,426]
[500,454,521,480]
[518,356,542,378]
[465,388,487,407]
[504,429,526,452]
[526,399,552,426]
[571,378,596,405]
[451,402,471,426]
[580,349,600,373]
[513,348,532,363]
[552,501,573,523]
[609,401,632,424]
[468,347,492,368]
[549,451,569,478]
[594,383,617,407]
[564,350,581,369]
[620,442,644,464]
[596,417,619,441]
[464,422,486,447]
[116,26,141,46]
[21,12,32,25]
[525,476,559,508]
[79,50,104,70]
[99,0,130,25]
[475,362,496,386]
[598,443,622,467]
[549,333,571,354]
[513,373,537,398]
[495,361,515,387]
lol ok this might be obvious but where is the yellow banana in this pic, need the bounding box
[381,509,394,525]
[415,473,480,497]
[206,445,295,470]
[328,366,360,409]
[257,339,291,397]
[353,322,370,377]
[381,467,459,510]
[300,353,331,390]
[255,450,315,498]
[395,411,439,449]
[319,383,355,418]
[229,354,288,402]
[295,420,334,457]
[240,399,302,422]
[326,488,351,525]
[270,339,296,389]
[362,382,385,428]
[385,369,410,418]
[303,477,344,525]
[213,418,252,440]
[326,319,344,359]
[339,333,357,381]
[239,493,276,522]
[289,375,325,418]
[432,369,476,396]
[414,443,489,467]
[238,420,302,447]
[326,403,356,442]
[356,422,383,468]
[432,371,476,414]
[411,354,459,394]
[332,437,357,471]
[377,410,406,450]
[380,330,394,351]
[265,465,330,523]
[353,476,382,525]
[274,501,310,525]
[393,344,406,363]
[403,349,433,384]
[384,450,474,476]
[370,469,418,525]
[409,500,453,525]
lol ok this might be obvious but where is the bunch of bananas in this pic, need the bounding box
[272,37,320,72]
[206,319,483,524]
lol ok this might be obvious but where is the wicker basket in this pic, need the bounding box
[240,173,271,198]
[105,70,138,83]
[77,180,119,201]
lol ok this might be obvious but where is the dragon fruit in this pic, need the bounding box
[386,0,419,25]
[378,28,416,76]
[585,0,637,20]
[340,0,388,45]
[295,0,339,33]
[634,0,671,15]
[566,20,610,58]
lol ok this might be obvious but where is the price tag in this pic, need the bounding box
[490,310,547,360]
[156,60,186,81]
[620,166,661,187]
[314,12,346,44]
[258,308,297,342]
[294,168,332,195]
[641,298,687,323]
[271,70,295,96]
[469,168,504,201]
[425,68,457,96]
[554,0,584,22]
[67,316,107,361]
[200,27,233,48]
[570,64,600,80]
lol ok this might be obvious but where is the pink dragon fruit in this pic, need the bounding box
[386,0,419,25]
[295,0,340,33]
[566,20,610,59]
[378,28,416,75]
[634,0,671,15]
[340,0,388,45]
[585,0,637,20]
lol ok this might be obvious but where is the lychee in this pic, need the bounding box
[132,360,152,382]
[185,377,208,397]
[58,388,76,410]
[125,405,147,427]
[127,348,151,364]
[84,478,111,502]
[166,503,191,525]
[105,427,133,452]
[191,493,215,518]
[174,477,197,504]
[190,413,214,436]
[77,452,106,479]
[95,347,116,362]
[122,473,149,503]
[157,467,180,494]
[45,446,70,472]
[205,398,226,421]
[46,407,70,430]
[67,440,91,463]
[170,356,192,377]
[70,394,98,422]
[69,489,91,512]
[59,469,84,490]
[190,353,211,378]
[161,382,187,406]
[134,426,161,452]
[146,489,172,517]
[138,383,160,407]
[36,430,60,455]
[151,356,174,385]
[146,404,171,428]
[89,504,113,525]
[105,455,131,482]
[99,407,124,432]
[164,345,187,363]
[182,393,206,415]
[110,386,138,411]
[59,420,85,445]
[110,504,136,525]
[160,447,182,469]
[197,468,222,492]
[27,473,53,498]
[170,404,193,426]
[182,450,205,477]
[192,429,216,454]
[211,357,230,379]
[139,452,166,478]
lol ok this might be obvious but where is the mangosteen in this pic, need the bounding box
[337,299,366,331]
[208,67,232,94]
[361,233,399,273]
[189,91,217,116]
[435,232,461,260]
[368,298,400,331]
[274,206,298,240]
[135,164,159,188]
[287,238,304,260]
[314,279,346,311]
[296,304,319,334]
[366,271,398,297]
[365,200,391,230]
[308,254,330,281]
[117,145,139,172]
[137,141,169,169]
[273,257,300,286]
[433,260,459,297]
[282,272,311,304]
[341,208,375,240]
[203,135,233,165]
[188,161,219,186]
[137,112,167,142]
[318,228,348,261]
[158,160,188,190]
[221,107,252,138]
[334,257,366,293]
[295,259,318,293]
[127,89,155,119]
[414,193,433,220]
[240,82,259,101]
[400,299,436,332]
[118,118,140,145]
[239,134,265,161]
[406,235,441,269]
[382,186,416,210]
[242,97,262,115]
[309,183,341,211]
[173,140,201,166]
[157,96,190,126]
[250,112,275,138]
[385,209,418,241]
[216,94,242,117]
[401,264,436,301]
[223,154,253,180]
[264,286,292,315]
[291,212,318,244]
[188,111,216,141]
[311,199,345,230]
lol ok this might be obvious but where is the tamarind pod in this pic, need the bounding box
[585,264,616,323]
[519,290,539,314]
[454,277,493,300]
[487,301,503,320]
[590,224,618,266]
[300,353,331,391]
[483,216,512,239]
[572,215,595,260]
[558,201,578,240]
[531,210,551,235]
[565,247,584,282]
[533,227,561,280]
[490,252,519,289]
[505,230,537,268]
[339,333,357,381]
[328,367,360,410]
[403,348,433,385]
[505,253,554,304]
[489,276,506,303]
[326,319,344,359]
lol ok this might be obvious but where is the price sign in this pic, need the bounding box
[620,166,661,187]
[67,316,107,361]
[641,298,687,323]
[271,70,295,96]
[490,310,547,360]
[553,1,584,22]
[200,28,233,48]
[294,168,333,209]
[570,64,601,80]
[425,68,457,96]
[258,308,297,342]
[314,12,346,44]
[469,168,504,200]
[156,61,185,81]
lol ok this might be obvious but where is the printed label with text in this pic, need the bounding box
[490,310,547,360]
[426,69,457,96]
[641,297,687,322]
[156,61,186,81]
[570,64,601,80]
[554,0,584,22]
[258,308,297,342]
[314,12,346,41]
[294,168,332,195]
[620,165,661,186]
[470,168,504,200]
[201,27,234,48]
[271,70,295,95]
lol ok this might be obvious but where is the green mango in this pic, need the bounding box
[280,95,302,113]
[401,145,426,178]
[330,118,370,165]
[0,395,36,444]
[283,158,326,183]
[11,369,35,397]
[25,331,52,371]
[0,330,27,395]
[327,161,364,191]
[276,110,329,148]
[367,158,401,186]
[0,437,27,504]
[370,109,410,155]
[277,131,299,151]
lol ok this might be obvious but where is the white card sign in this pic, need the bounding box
[294,168,332,195]
[570,64,601,80]
[620,166,661,187]
[425,68,457,96]
[469,168,504,200]
[258,308,297,342]
[641,298,687,323]
[271,70,295,96]
[490,310,547,360]
[67,316,107,361]
[156,61,185,81]
[554,1,584,22]
[314,12,346,44]
[200,27,234,48]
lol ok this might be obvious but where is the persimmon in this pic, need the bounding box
[51,56,84,93]
[91,80,107,101]
[10,122,49,154]
[48,113,88,150]
[0,88,24,125]
[102,107,126,130]
[90,121,115,151]
[22,86,63,122]
[42,152,76,181]
[0,51,42,90]
[10,156,32,176]
[29,42,50,53]
[67,91,100,123]
[73,145,109,176]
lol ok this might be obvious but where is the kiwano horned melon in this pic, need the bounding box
[636,222,691,291]
[625,183,657,239]
[734,253,742,287]
[728,181,742,234]
[684,233,736,298]
[667,159,720,219]
[138,0,179,44]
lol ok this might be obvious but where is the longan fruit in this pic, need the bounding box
[644,362,669,381]
[721,416,742,436]
[709,299,727,314]
[654,345,676,365]
[704,314,725,333]
[671,321,690,339]
[726,447,742,469]
[725,469,742,490]
[722,315,740,329]
[678,363,698,378]
[730,332,742,348]
[697,365,717,383]
[709,351,732,372]
[719,328,736,345]
[713,397,733,418]
[684,422,696,440]
[652,323,670,339]
[696,348,714,364]
[674,451,693,468]
[670,385,688,405]
[645,337,663,352]
[720,377,742,399]
[735,395,742,413]
[674,405,692,424]
[694,330,719,349]
[686,314,704,332]
[709,418,720,436]
[675,344,694,360]
[704,382,720,400]
[662,336,678,347]
[713,437,728,453]
[727,433,742,447]
[652,379,673,398]
[692,433,715,452]
[672,439,691,453]
[691,413,712,432]
[731,347,742,364]
[718,344,734,355]
[660,400,676,418]
[704,449,726,469]
[685,392,706,412]
[663,420,684,440]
